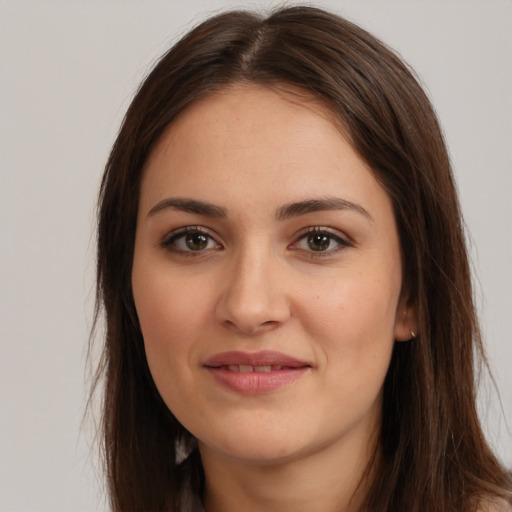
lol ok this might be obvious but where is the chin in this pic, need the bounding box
[200,436,308,466]
[194,415,337,467]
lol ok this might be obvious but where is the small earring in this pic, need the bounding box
[410,331,416,339]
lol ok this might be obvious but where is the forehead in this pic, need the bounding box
[143,85,358,179]
[154,84,335,139]
[139,84,390,222]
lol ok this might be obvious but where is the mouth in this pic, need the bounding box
[203,351,312,394]
[213,364,292,372]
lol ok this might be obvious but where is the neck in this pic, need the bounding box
[199,427,379,512]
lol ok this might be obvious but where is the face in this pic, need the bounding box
[132,85,414,467]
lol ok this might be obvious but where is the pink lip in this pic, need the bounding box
[203,351,311,395]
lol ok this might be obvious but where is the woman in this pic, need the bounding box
[92,6,512,511]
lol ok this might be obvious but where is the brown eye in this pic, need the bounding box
[185,232,208,250]
[162,227,221,254]
[291,227,351,257]
[307,233,331,251]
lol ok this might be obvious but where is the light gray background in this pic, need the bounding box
[1,1,510,510]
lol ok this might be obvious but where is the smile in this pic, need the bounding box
[220,364,287,372]
[203,351,311,394]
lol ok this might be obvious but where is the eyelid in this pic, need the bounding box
[160,226,222,253]
[289,226,353,256]
[159,225,352,257]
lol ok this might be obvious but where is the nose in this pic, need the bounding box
[215,244,291,335]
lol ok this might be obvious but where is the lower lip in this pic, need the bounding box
[206,367,309,394]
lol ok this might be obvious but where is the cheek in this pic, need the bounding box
[299,270,399,385]
[132,270,209,413]
[300,274,399,342]
[134,267,208,346]
[132,267,201,398]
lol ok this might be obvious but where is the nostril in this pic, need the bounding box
[220,317,282,335]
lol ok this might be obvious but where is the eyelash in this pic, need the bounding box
[291,226,352,257]
[160,226,221,256]
[160,226,352,257]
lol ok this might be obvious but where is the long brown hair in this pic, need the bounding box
[92,6,511,511]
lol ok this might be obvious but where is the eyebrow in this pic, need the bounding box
[147,196,371,221]
[275,197,372,221]
[147,197,227,218]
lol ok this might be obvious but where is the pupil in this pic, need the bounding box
[308,234,330,251]
[186,233,208,250]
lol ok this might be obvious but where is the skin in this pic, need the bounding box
[132,84,416,512]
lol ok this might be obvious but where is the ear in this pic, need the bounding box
[394,297,418,342]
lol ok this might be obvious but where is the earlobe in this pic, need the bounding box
[394,300,418,342]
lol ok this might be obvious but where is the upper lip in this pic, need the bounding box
[203,350,311,368]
